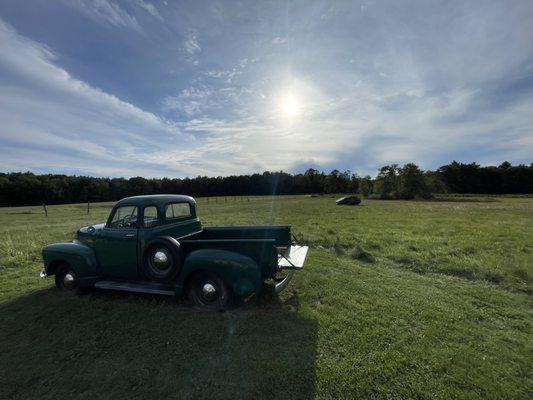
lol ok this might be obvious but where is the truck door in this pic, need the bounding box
[94,205,139,279]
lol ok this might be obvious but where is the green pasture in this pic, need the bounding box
[0,195,531,399]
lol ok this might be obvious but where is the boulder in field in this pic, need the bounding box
[336,195,361,205]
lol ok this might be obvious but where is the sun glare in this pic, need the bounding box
[280,94,301,118]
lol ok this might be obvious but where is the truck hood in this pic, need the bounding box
[77,222,106,238]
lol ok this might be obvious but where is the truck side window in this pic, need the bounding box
[143,206,159,228]
[108,206,138,229]
[165,202,191,220]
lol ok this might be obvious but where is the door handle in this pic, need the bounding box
[124,233,135,238]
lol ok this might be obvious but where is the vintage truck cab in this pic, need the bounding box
[41,195,308,309]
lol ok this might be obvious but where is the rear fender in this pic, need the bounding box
[42,240,99,282]
[177,249,262,297]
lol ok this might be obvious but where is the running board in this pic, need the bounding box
[94,280,175,296]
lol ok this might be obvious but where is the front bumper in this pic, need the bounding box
[274,245,308,293]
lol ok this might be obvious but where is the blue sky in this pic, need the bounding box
[0,0,531,178]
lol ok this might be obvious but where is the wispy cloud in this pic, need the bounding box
[184,33,201,54]
[65,0,163,31]
[136,0,162,21]
[204,58,249,84]
[162,86,213,117]
[67,0,141,30]
[182,32,201,65]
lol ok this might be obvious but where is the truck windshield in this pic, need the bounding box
[108,206,138,229]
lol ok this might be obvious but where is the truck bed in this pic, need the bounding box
[179,225,293,278]
[186,225,292,247]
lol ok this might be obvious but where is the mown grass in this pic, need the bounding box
[0,195,532,399]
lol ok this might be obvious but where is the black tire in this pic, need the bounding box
[187,271,231,311]
[143,237,183,282]
[55,264,77,291]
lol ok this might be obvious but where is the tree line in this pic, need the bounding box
[0,161,531,207]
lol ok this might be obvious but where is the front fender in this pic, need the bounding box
[42,240,99,279]
[177,249,262,297]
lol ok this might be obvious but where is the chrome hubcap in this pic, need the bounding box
[201,283,217,300]
[153,250,169,269]
[63,272,75,289]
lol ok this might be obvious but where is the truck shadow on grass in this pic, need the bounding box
[0,288,317,400]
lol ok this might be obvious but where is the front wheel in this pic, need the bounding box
[143,238,183,282]
[55,266,77,291]
[187,272,230,311]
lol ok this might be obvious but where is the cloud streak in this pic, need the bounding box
[66,0,141,30]
[0,20,195,177]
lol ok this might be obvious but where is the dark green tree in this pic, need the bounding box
[397,163,431,199]
[374,164,399,199]
[359,176,373,197]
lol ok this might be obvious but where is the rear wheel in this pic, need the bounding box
[187,272,230,311]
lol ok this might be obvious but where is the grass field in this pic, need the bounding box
[0,195,532,399]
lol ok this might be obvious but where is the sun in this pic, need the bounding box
[280,94,301,118]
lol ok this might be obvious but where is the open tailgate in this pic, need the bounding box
[277,245,309,269]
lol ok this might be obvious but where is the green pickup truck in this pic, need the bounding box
[41,195,308,309]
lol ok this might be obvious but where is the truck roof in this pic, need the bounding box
[115,194,196,207]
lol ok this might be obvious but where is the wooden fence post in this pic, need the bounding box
[87,200,90,214]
